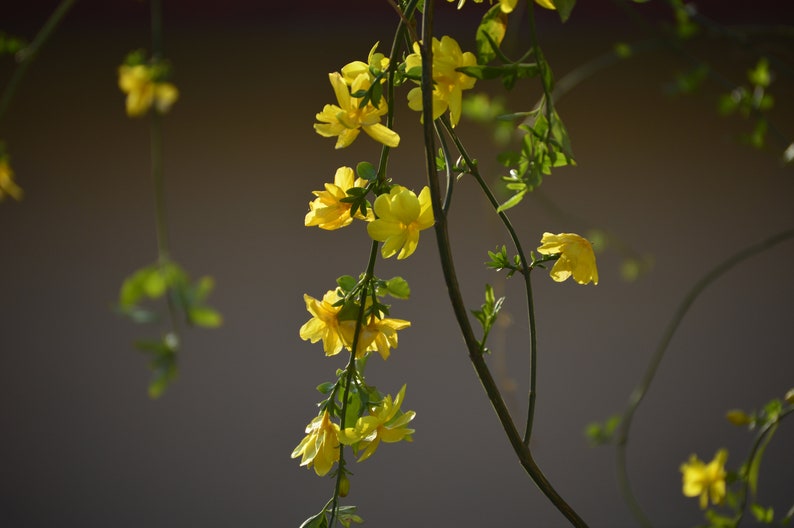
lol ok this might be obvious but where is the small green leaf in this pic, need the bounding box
[316,381,336,395]
[385,277,411,299]
[497,188,527,212]
[299,511,328,528]
[553,0,576,23]
[337,275,358,293]
[356,161,377,181]
[188,306,222,328]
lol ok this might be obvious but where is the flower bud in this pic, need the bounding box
[784,388,794,405]
[725,409,751,427]
[339,474,350,498]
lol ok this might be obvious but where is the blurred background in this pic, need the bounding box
[1,1,793,526]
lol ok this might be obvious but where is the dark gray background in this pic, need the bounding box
[1,1,793,526]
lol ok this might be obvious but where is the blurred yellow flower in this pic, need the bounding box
[367,185,434,260]
[680,449,728,509]
[340,314,411,360]
[314,72,400,149]
[446,0,555,13]
[339,385,415,462]
[405,36,477,127]
[291,410,340,477]
[299,290,345,356]
[0,158,23,201]
[536,232,599,285]
[118,64,179,117]
[305,166,372,230]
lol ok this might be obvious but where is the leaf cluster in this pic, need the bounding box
[471,284,505,354]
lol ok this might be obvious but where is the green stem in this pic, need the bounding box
[329,241,380,527]
[437,115,539,444]
[735,406,792,525]
[0,0,77,123]
[615,228,794,528]
[420,3,585,526]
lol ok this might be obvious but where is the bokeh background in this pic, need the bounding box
[2,1,793,526]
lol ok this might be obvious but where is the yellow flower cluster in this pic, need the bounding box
[292,387,416,476]
[118,63,179,117]
[339,385,416,462]
[299,290,411,360]
[680,449,728,509]
[0,158,23,201]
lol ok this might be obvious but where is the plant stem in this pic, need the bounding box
[420,3,586,526]
[438,116,539,444]
[615,228,794,528]
[0,0,77,123]
[329,241,380,527]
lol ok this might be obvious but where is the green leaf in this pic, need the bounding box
[299,511,328,528]
[337,275,358,293]
[751,504,775,524]
[748,422,777,496]
[188,306,222,328]
[356,161,377,181]
[553,0,576,23]
[385,277,411,299]
[475,5,507,64]
[316,381,335,395]
[497,188,527,212]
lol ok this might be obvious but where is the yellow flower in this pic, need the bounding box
[305,166,372,230]
[533,0,557,11]
[341,43,390,86]
[118,64,179,117]
[339,385,415,462]
[536,232,599,285]
[405,36,477,127]
[291,410,340,477]
[0,158,23,201]
[339,314,411,360]
[447,0,555,11]
[299,290,345,356]
[367,185,434,260]
[680,449,728,509]
[314,72,400,149]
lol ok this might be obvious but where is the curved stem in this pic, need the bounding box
[419,3,585,526]
[0,0,77,123]
[615,228,794,528]
[437,115,539,444]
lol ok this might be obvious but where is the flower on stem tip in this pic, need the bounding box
[680,449,728,509]
[367,186,434,260]
[291,410,340,476]
[339,385,415,462]
[536,232,599,285]
[118,62,178,118]
[314,71,400,149]
[304,166,372,230]
[405,36,477,127]
[0,157,23,201]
